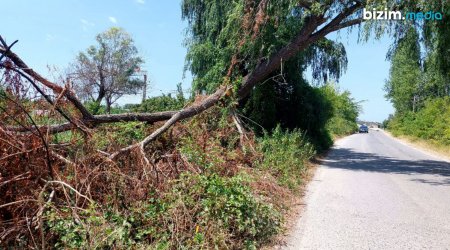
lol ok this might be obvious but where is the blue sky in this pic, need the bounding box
[2,0,394,122]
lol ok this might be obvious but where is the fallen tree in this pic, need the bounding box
[2,1,429,247]
[0,1,365,157]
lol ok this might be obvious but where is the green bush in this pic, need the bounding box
[93,122,146,149]
[46,173,280,249]
[320,83,360,137]
[258,125,315,189]
[46,205,136,249]
[136,94,185,113]
[134,84,186,113]
[164,173,281,249]
[387,97,450,145]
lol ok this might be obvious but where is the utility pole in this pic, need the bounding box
[142,73,147,102]
[132,66,148,103]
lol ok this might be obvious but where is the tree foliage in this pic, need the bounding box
[182,0,349,93]
[132,84,187,113]
[182,0,361,150]
[71,27,144,113]
[384,1,450,145]
[384,27,421,114]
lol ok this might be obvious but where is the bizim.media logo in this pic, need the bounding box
[363,8,443,21]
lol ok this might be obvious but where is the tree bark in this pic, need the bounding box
[1,2,365,143]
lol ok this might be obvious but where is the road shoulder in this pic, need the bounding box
[266,136,350,249]
[381,129,450,163]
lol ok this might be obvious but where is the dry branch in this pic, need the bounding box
[110,87,226,159]
[0,2,365,158]
[0,45,93,119]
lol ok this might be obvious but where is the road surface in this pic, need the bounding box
[284,130,450,249]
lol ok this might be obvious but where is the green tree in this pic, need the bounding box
[182,0,349,93]
[321,83,360,136]
[384,28,421,114]
[423,0,450,95]
[136,85,186,113]
[383,2,450,146]
[71,27,144,114]
[182,0,356,150]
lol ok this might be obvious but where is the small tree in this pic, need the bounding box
[71,27,144,113]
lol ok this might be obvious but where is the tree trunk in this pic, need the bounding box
[106,98,112,114]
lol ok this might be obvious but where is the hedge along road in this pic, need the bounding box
[283,129,450,249]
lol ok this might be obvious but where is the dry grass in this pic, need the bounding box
[0,105,288,248]
[385,131,450,161]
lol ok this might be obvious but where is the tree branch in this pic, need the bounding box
[0,42,94,119]
[237,15,325,99]
[1,1,367,159]
[6,111,178,133]
[310,2,363,38]
[109,87,226,159]
[326,18,364,33]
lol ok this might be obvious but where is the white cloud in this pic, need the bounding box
[136,0,145,4]
[80,19,94,31]
[109,16,117,24]
[46,34,56,41]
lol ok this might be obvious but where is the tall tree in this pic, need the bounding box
[71,27,144,113]
[183,0,352,147]
[422,1,450,97]
[384,28,421,114]
[5,0,438,151]
[182,0,350,94]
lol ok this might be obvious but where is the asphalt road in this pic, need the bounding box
[283,129,450,249]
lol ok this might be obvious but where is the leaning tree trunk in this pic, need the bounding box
[0,1,365,156]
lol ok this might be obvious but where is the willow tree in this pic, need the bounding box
[181,0,359,148]
[182,0,353,93]
[2,0,442,153]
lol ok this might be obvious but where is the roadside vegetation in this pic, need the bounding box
[0,61,358,249]
[0,99,356,248]
[383,6,450,149]
[1,0,443,249]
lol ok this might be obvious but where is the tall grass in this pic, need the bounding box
[257,125,315,189]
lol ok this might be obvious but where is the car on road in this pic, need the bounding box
[359,125,369,133]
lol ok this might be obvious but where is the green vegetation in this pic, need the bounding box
[386,97,450,145]
[258,126,315,189]
[182,1,347,93]
[182,0,359,152]
[132,83,186,113]
[384,3,450,147]
[42,110,308,249]
[46,173,281,249]
[322,84,360,137]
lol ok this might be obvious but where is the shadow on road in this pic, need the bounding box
[323,148,450,186]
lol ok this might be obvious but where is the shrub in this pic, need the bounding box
[257,125,315,189]
[45,173,280,249]
[135,84,186,113]
[163,173,281,249]
[387,97,450,145]
[92,122,146,149]
[46,204,136,249]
